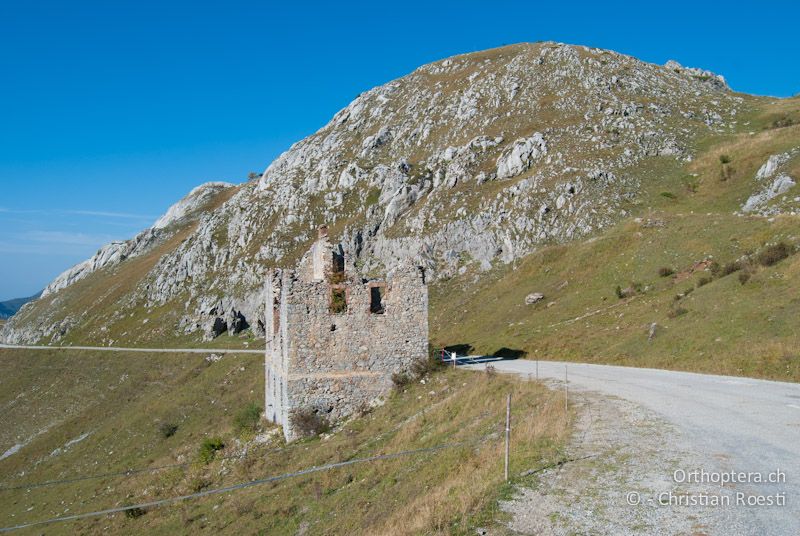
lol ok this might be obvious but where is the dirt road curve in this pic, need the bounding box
[465,359,800,535]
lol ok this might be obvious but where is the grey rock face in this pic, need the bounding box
[496,134,547,179]
[742,150,799,215]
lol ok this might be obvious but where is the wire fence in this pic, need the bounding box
[0,438,487,533]
[0,344,263,355]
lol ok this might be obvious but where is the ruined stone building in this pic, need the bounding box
[265,226,429,440]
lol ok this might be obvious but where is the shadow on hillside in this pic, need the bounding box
[442,343,474,355]
[492,347,527,360]
[437,344,526,365]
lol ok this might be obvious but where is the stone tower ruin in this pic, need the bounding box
[265,225,429,440]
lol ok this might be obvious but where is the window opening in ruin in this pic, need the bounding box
[330,287,347,314]
[328,251,346,284]
[370,285,386,314]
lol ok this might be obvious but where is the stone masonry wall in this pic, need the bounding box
[265,230,428,440]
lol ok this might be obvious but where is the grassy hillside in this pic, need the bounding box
[0,350,567,534]
[431,97,800,382]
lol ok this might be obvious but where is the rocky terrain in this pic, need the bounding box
[0,41,781,346]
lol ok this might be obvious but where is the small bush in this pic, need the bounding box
[660,191,676,199]
[410,354,445,378]
[696,276,712,288]
[198,437,224,464]
[709,261,721,277]
[158,422,178,439]
[756,242,792,267]
[771,116,794,129]
[615,285,639,299]
[289,407,330,438]
[233,403,262,435]
[681,175,699,193]
[485,365,497,379]
[657,267,675,277]
[392,354,445,391]
[189,475,211,492]
[668,307,689,318]
[719,154,731,164]
[720,261,742,277]
[124,507,146,519]
[738,271,751,285]
[353,401,372,418]
[391,371,412,389]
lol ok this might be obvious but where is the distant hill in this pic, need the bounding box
[0,292,41,319]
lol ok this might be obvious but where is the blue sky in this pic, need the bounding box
[1,0,798,300]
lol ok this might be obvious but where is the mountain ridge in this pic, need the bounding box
[2,42,797,351]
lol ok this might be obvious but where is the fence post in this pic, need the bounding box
[564,365,568,417]
[504,393,511,481]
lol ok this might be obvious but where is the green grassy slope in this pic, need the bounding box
[0,352,566,535]
[431,97,800,382]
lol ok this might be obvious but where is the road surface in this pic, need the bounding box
[464,359,800,535]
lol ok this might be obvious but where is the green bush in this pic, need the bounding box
[124,507,146,519]
[234,403,262,435]
[410,354,445,378]
[198,437,225,464]
[659,191,676,199]
[756,242,792,267]
[391,371,412,389]
[771,116,794,129]
[709,261,721,277]
[697,276,712,288]
[668,307,689,318]
[738,271,751,285]
[189,475,211,492]
[158,422,178,439]
[681,175,699,193]
[657,267,675,277]
[615,282,642,299]
[719,154,732,164]
[720,261,742,277]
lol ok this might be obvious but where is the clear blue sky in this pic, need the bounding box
[1,0,798,300]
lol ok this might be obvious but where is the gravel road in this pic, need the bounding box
[465,359,800,535]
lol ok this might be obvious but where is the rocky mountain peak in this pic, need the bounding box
[1,42,746,344]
